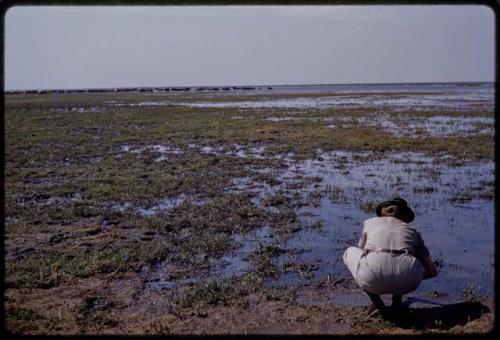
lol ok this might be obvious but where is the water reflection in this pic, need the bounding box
[222,150,494,301]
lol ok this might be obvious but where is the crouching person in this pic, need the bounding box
[343,197,438,314]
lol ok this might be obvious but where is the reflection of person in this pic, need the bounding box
[343,197,438,314]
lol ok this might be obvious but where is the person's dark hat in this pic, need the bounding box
[375,197,415,223]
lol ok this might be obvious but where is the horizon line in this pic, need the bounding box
[5,80,494,93]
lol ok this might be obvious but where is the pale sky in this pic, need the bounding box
[4,5,495,90]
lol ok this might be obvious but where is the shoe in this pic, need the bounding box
[391,298,405,310]
[391,295,403,308]
[391,301,405,310]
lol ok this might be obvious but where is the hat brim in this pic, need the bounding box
[375,200,415,223]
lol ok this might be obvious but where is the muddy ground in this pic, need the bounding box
[4,85,495,334]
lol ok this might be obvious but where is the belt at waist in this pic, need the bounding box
[364,248,413,256]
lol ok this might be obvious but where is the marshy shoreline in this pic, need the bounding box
[4,83,495,334]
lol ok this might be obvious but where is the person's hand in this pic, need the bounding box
[420,256,438,279]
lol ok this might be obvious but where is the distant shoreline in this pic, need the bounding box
[5,81,493,95]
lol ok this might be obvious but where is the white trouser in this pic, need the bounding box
[342,246,423,295]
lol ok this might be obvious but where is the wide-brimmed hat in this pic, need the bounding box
[375,197,415,223]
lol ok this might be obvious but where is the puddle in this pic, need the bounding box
[232,144,267,159]
[264,113,493,138]
[188,143,268,159]
[198,150,494,301]
[141,225,276,289]
[111,202,132,212]
[22,193,82,207]
[103,83,493,112]
[111,194,207,217]
[135,83,494,300]
[159,87,493,111]
[52,83,492,113]
[229,176,254,190]
[115,101,174,107]
[121,143,274,162]
[209,226,276,278]
[327,114,494,138]
[50,106,105,113]
[121,142,271,162]
[121,144,183,157]
[154,155,168,162]
[139,195,207,217]
[266,117,304,122]
[145,277,199,290]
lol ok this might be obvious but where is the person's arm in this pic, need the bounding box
[420,256,438,279]
[414,232,437,279]
[358,230,367,250]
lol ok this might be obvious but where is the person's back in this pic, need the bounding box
[356,216,425,295]
[360,216,429,259]
[342,197,438,314]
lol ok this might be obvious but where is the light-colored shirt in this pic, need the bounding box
[358,216,430,261]
[342,216,429,295]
